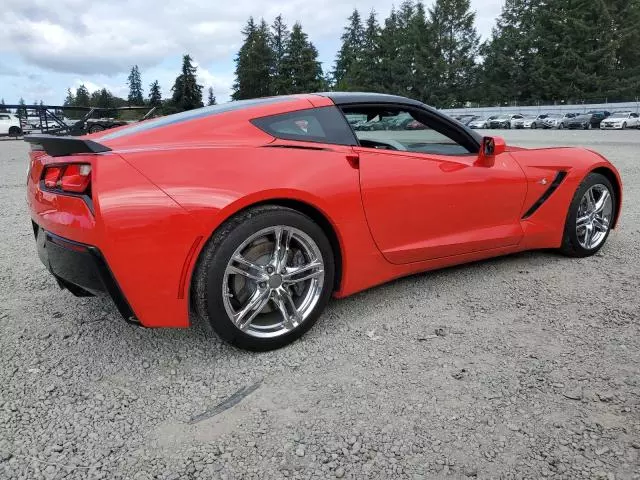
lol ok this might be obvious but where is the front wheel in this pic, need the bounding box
[192,205,335,351]
[622,122,627,130]
[558,123,564,130]
[531,123,537,129]
[560,173,616,257]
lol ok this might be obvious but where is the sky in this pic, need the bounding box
[0,0,504,106]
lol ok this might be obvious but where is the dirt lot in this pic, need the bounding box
[0,130,639,480]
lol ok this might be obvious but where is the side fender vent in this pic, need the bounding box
[522,171,567,219]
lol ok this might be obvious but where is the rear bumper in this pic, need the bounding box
[34,221,139,325]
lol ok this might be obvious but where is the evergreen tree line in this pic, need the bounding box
[232,15,325,99]
[62,55,217,114]
[234,0,640,108]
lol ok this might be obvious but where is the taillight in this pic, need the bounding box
[60,164,92,193]
[43,166,64,188]
[42,163,92,195]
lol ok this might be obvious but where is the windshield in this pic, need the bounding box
[547,114,562,119]
[610,113,630,119]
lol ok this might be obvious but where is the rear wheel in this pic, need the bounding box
[89,124,105,134]
[560,173,615,257]
[192,205,335,351]
[8,126,21,137]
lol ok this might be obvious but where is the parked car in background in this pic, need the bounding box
[529,114,549,129]
[586,111,610,128]
[512,115,544,129]
[454,114,477,125]
[0,113,22,137]
[489,114,523,129]
[468,116,495,129]
[600,112,640,130]
[542,113,577,129]
[565,114,596,130]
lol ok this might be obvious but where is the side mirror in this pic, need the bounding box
[477,136,506,167]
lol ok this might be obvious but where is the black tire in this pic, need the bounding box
[558,123,564,130]
[8,126,21,137]
[89,125,105,134]
[531,123,537,129]
[560,173,616,257]
[622,122,627,130]
[192,205,335,351]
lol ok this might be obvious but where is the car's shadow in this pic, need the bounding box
[61,247,582,360]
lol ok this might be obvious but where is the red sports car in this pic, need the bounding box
[26,93,622,350]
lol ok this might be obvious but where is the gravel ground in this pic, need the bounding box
[0,130,639,480]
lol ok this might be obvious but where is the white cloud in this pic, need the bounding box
[0,0,505,104]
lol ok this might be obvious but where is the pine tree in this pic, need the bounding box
[127,65,144,105]
[75,85,90,107]
[530,0,617,103]
[148,80,162,107]
[609,0,640,98]
[410,2,438,103]
[171,54,204,111]
[232,18,274,100]
[63,88,75,107]
[333,9,365,88]
[479,0,538,104]
[377,7,403,94]
[357,10,382,91]
[17,98,27,119]
[429,0,480,107]
[207,86,217,105]
[0,99,8,112]
[280,23,325,94]
[96,88,114,109]
[270,15,290,95]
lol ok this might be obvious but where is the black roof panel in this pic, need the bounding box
[316,92,427,108]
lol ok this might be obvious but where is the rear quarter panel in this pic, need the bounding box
[118,145,390,303]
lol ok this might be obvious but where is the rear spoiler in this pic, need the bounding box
[24,135,111,157]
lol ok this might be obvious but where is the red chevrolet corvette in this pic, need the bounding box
[26,93,622,350]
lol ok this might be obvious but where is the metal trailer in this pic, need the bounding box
[0,104,157,136]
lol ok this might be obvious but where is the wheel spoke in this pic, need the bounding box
[272,288,301,330]
[283,260,324,284]
[233,288,270,331]
[583,224,595,248]
[594,189,610,214]
[593,216,609,232]
[586,188,596,211]
[228,255,266,282]
[576,214,590,228]
[272,227,291,272]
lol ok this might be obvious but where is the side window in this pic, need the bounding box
[343,106,473,155]
[0,115,9,120]
[631,113,638,118]
[250,106,356,146]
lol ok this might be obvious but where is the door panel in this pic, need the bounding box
[357,148,527,264]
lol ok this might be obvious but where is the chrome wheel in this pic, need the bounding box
[222,226,325,338]
[576,184,613,250]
